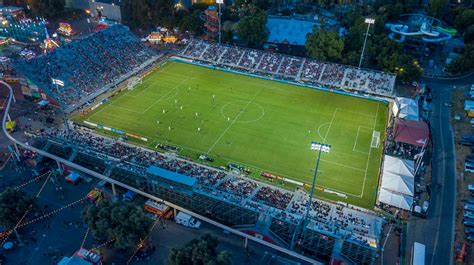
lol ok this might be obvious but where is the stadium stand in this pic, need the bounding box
[39,126,383,250]
[14,25,157,112]
[179,39,396,97]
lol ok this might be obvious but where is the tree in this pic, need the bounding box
[464,25,474,44]
[428,0,448,19]
[167,234,232,265]
[235,8,268,48]
[221,21,234,44]
[30,0,65,19]
[454,9,474,33]
[0,188,37,241]
[305,28,344,62]
[82,200,153,249]
[179,10,204,35]
[122,0,175,29]
[447,44,474,75]
[373,37,423,82]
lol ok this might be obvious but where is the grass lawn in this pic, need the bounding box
[77,61,388,209]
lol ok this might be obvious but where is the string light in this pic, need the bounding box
[126,217,161,264]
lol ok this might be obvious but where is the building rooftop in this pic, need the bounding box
[147,165,197,187]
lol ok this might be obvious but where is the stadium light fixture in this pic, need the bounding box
[304,141,331,225]
[364,18,375,24]
[358,18,375,69]
[216,0,224,44]
[51,78,69,131]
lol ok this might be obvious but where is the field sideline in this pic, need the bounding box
[77,61,388,209]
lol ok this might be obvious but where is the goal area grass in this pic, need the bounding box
[77,61,388,209]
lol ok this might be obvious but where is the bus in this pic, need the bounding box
[412,242,425,265]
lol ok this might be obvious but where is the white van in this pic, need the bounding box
[175,212,201,229]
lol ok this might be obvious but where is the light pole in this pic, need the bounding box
[358,18,375,69]
[304,142,331,224]
[216,0,223,44]
[290,141,330,249]
[51,78,69,131]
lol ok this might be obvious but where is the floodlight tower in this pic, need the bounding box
[52,78,69,131]
[303,142,331,224]
[358,18,375,69]
[216,0,224,44]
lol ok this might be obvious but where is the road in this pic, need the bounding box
[405,72,473,265]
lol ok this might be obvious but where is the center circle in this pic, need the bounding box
[220,101,265,123]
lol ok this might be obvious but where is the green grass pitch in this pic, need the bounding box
[79,61,388,209]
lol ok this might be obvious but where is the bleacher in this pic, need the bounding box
[180,39,396,97]
[14,25,156,111]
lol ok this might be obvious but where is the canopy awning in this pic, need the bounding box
[381,171,414,196]
[394,118,429,147]
[384,155,415,178]
[379,188,413,210]
[393,97,419,121]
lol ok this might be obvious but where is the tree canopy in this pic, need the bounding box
[82,200,153,249]
[428,0,448,19]
[167,234,232,265]
[122,0,175,29]
[0,188,37,229]
[305,28,344,62]
[235,7,268,48]
[447,44,474,75]
[30,0,65,19]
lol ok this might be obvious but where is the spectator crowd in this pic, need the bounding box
[181,39,395,97]
[15,25,156,110]
[35,126,382,248]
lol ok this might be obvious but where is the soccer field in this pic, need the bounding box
[79,61,388,209]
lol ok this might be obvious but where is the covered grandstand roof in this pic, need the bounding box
[378,188,413,210]
[393,118,429,147]
[146,166,197,187]
[266,17,319,46]
[392,97,419,121]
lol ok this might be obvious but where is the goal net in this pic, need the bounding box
[127,77,142,90]
[371,131,380,148]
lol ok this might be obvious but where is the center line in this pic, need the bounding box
[207,89,262,154]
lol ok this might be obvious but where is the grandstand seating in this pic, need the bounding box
[41,127,383,248]
[15,25,156,110]
[180,39,396,97]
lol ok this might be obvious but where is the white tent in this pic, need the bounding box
[380,171,415,196]
[379,155,416,210]
[383,155,415,178]
[392,97,419,121]
[378,188,413,210]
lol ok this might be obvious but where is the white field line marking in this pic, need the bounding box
[108,104,143,114]
[320,159,366,172]
[126,67,196,98]
[353,126,370,155]
[90,120,365,198]
[141,77,191,114]
[206,89,261,154]
[359,102,380,197]
[338,109,377,118]
[317,122,330,141]
[323,108,338,142]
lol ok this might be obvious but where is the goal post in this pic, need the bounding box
[371,131,380,148]
[128,76,142,90]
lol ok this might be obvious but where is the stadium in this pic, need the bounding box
[13,25,397,264]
